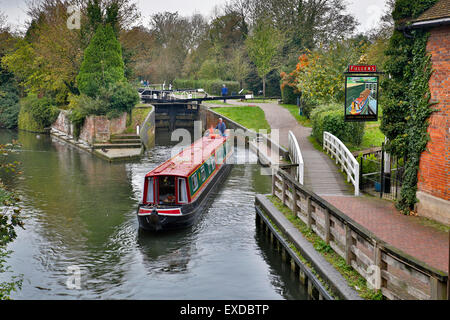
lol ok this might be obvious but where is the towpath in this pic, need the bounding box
[209,100,449,272]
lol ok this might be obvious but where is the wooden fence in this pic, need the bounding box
[272,169,448,300]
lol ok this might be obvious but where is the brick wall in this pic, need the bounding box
[54,111,127,144]
[417,25,450,201]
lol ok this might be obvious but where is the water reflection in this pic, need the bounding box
[0,129,308,300]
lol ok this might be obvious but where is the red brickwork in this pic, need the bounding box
[417,25,450,201]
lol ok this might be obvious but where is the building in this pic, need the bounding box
[407,0,449,225]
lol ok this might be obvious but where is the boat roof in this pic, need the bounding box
[146,135,228,178]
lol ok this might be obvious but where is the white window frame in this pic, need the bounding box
[146,177,154,204]
[178,178,188,204]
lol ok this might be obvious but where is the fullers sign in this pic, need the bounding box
[348,65,377,73]
[344,65,380,122]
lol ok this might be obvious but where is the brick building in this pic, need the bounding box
[407,0,449,225]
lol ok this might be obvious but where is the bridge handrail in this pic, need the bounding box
[288,131,304,185]
[323,131,359,196]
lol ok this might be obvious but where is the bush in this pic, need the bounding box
[18,95,59,132]
[311,103,365,146]
[174,79,240,96]
[281,84,298,104]
[102,81,139,117]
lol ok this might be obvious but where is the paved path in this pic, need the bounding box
[323,195,449,272]
[227,100,354,196]
[210,100,449,273]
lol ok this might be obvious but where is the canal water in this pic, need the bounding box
[0,129,307,300]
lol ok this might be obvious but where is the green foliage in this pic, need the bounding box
[311,103,365,146]
[0,68,20,129]
[246,18,284,96]
[357,153,379,174]
[174,79,240,95]
[18,95,59,132]
[76,24,125,97]
[101,81,139,117]
[281,84,298,104]
[381,0,437,214]
[0,141,24,300]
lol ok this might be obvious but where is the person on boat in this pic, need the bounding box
[215,118,227,137]
[221,84,228,103]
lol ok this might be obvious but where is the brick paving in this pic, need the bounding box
[323,195,449,272]
[212,100,449,273]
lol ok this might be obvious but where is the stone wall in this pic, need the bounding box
[139,106,155,150]
[52,110,128,145]
[416,24,450,225]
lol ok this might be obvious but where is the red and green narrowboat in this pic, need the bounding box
[138,134,233,231]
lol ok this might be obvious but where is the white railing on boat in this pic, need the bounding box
[288,131,304,185]
[323,131,359,196]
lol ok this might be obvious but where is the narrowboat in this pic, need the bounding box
[137,132,233,231]
[350,89,371,115]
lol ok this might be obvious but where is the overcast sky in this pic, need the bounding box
[1,0,389,33]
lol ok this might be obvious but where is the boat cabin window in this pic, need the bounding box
[158,176,176,205]
[178,178,188,204]
[146,177,154,204]
[200,167,206,182]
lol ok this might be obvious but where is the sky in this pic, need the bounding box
[0,0,389,33]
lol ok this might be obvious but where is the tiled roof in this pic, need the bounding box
[414,0,450,22]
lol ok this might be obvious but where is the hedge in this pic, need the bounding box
[311,103,365,146]
[173,79,240,96]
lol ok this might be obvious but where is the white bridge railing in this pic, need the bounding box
[323,131,359,196]
[288,131,304,185]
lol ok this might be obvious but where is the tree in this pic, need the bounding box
[229,46,251,89]
[246,18,283,96]
[76,23,125,97]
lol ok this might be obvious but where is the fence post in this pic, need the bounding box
[272,172,276,196]
[292,182,298,216]
[324,209,330,244]
[430,277,447,300]
[345,224,353,264]
[306,196,312,229]
[281,178,287,205]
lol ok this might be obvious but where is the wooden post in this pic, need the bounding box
[306,196,313,229]
[345,224,353,265]
[299,270,306,284]
[324,209,330,245]
[430,277,447,300]
[307,278,313,298]
[291,258,296,272]
[281,179,287,205]
[272,173,276,196]
[292,182,298,216]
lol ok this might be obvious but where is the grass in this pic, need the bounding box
[267,195,384,300]
[280,104,312,127]
[246,98,278,103]
[125,105,153,134]
[213,106,271,133]
[203,100,233,106]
